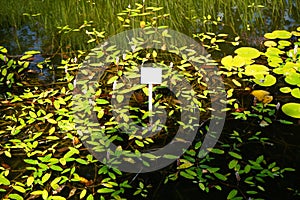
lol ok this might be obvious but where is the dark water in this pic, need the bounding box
[1,1,300,200]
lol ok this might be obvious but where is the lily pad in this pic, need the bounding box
[244,64,269,76]
[264,33,277,40]
[264,41,277,47]
[268,57,283,67]
[221,55,247,70]
[265,47,285,56]
[235,47,261,59]
[278,40,291,47]
[292,31,300,37]
[279,87,292,93]
[285,73,300,85]
[282,103,300,118]
[273,30,292,39]
[291,88,300,98]
[253,74,276,87]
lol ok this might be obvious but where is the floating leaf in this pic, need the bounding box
[244,64,269,76]
[278,40,291,47]
[264,41,277,47]
[264,33,277,39]
[273,30,292,39]
[253,74,276,86]
[280,87,292,93]
[282,103,300,118]
[235,47,261,59]
[291,88,300,98]
[285,73,300,85]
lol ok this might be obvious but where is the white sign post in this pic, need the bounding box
[140,67,162,125]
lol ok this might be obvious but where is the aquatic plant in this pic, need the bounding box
[0,2,299,200]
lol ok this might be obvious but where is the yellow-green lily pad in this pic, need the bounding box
[285,73,300,85]
[280,87,292,93]
[235,47,261,59]
[292,31,300,36]
[253,74,276,86]
[264,41,277,47]
[264,33,277,39]
[278,40,291,46]
[291,88,300,98]
[244,64,269,76]
[273,30,292,39]
[282,103,300,118]
[268,57,283,67]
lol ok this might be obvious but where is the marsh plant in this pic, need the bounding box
[0,2,299,200]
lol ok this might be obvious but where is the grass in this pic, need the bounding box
[0,0,299,54]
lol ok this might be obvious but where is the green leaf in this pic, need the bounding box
[0,175,10,185]
[228,151,242,159]
[135,140,144,147]
[24,159,39,165]
[179,171,195,179]
[47,118,57,124]
[27,176,34,186]
[107,76,118,84]
[8,193,24,200]
[232,79,242,87]
[80,189,87,199]
[1,68,7,76]
[76,158,89,165]
[97,188,115,193]
[54,100,60,110]
[116,95,124,103]
[87,194,94,200]
[25,50,41,55]
[228,160,238,169]
[51,196,66,200]
[20,54,33,60]
[291,88,300,98]
[42,173,51,184]
[46,136,60,140]
[209,148,224,154]
[177,161,194,169]
[214,173,227,181]
[12,185,26,193]
[96,99,110,104]
[50,165,63,171]
[42,189,48,200]
[29,111,37,118]
[227,189,238,199]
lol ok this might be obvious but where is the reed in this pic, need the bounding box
[0,0,299,54]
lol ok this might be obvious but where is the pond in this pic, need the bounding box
[1,1,300,200]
